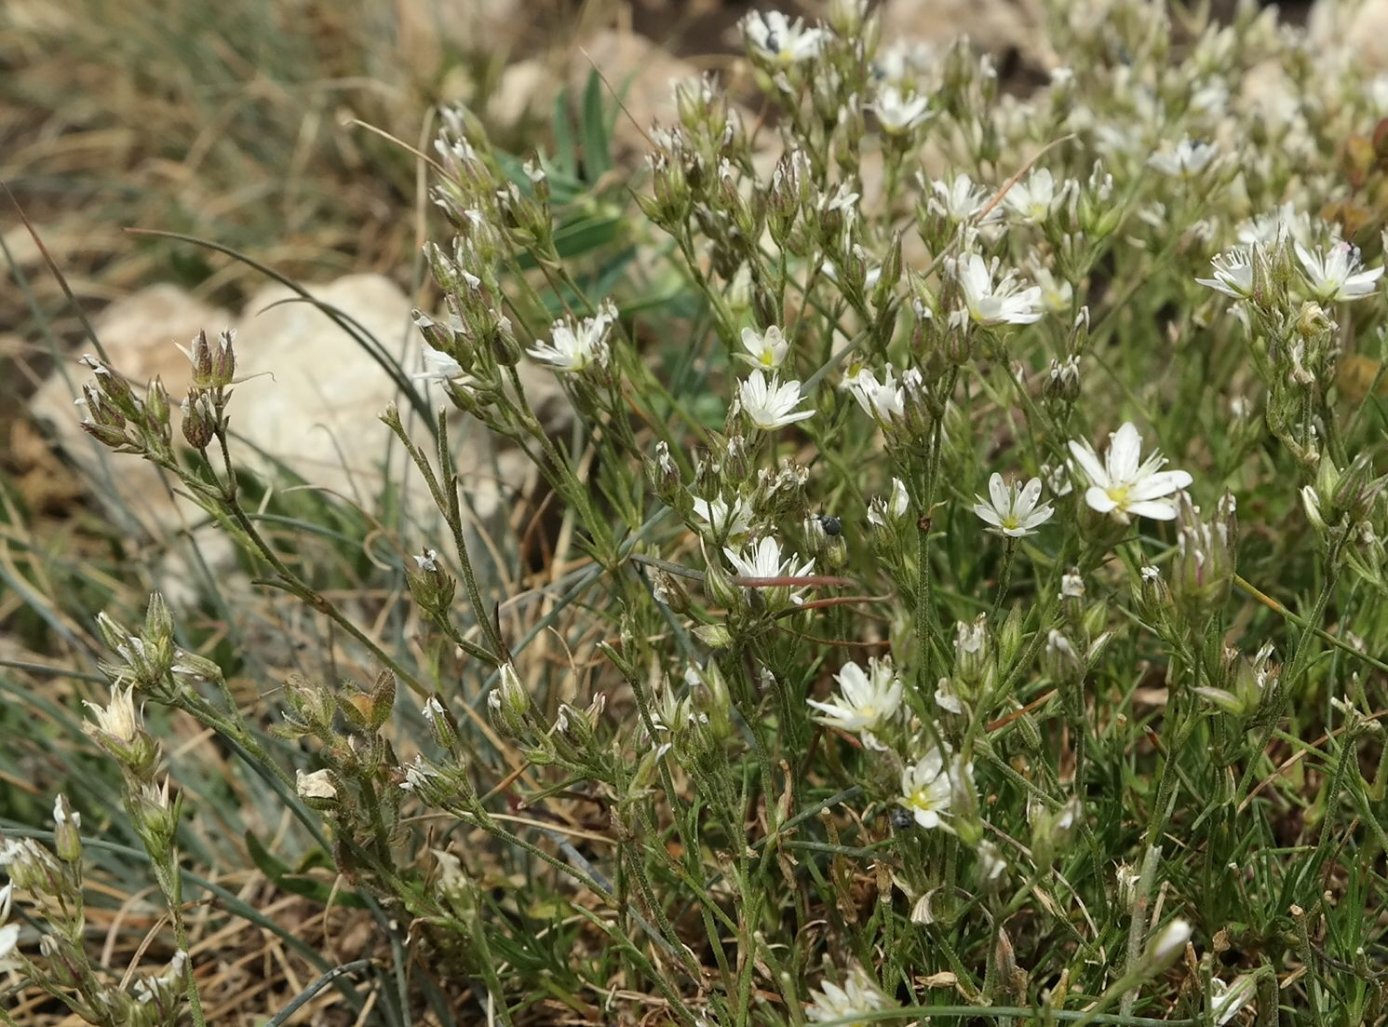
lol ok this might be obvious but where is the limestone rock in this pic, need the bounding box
[31,275,555,602]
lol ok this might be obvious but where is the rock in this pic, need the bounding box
[874,0,1051,71]
[30,275,556,603]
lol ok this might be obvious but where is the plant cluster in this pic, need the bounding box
[5,1,1388,1024]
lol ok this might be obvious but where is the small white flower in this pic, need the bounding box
[873,85,932,134]
[841,364,905,424]
[296,769,337,801]
[413,548,439,572]
[83,685,141,745]
[737,325,790,369]
[868,477,910,527]
[973,474,1054,538]
[527,301,616,372]
[413,343,465,383]
[1060,570,1085,598]
[1196,246,1257,299]
[737,370,814,430]
[805,964,896,1023]
[807,657,903,739]
[1004,167,1059,223]
[422,696,446,721]
[1031,263,1074,313]
[1147,137,1219,177]
[1068,422,1192,522]
[723,536,815,607]
[899,745,954,829]
[1236,202,1310,247]
[930,173,1000,224]
[691,494,755,541]
[741,10,827,66]
[956,254,1045,326]
[1294,241,1383,302]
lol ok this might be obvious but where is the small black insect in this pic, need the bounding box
[889,807,915,831]
[817,513,842,537]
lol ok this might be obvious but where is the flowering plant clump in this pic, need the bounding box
[15,1,1388,1024]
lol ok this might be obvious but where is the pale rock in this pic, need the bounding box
[31,275,553,603]
[874,0,1049,68]
[395,0,528,78]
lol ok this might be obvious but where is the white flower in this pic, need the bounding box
[930,172,1000,224]
[296,769,337,801]
[868,477,910,527]
[807,657,903,739]
[0,882,18,970]
[1210,975,1258,1026]
[1068,422,1192,522]
[1147,137,1219,177]
[527,301,616,372]
[737,325,790,370]
[956,254,1045,326]
[841,364,906,424]
[422,696,446,721]
[805,964,896,1023]
[691,494,755,541]
[1236,202,1310,247]
[1196,246,1257,299]
[413,548,439,572]
[973,474,1054,538]
[1031,263,1074,313]
[723,536,815,607]
[899,745,954,829]
[413,342,465,383]
[737,370,815,430]
[873,85,932,134]
[743,10,826,65]
[1004,167,1059,223]
[83,685,141,745]
[1294,241,1383,302]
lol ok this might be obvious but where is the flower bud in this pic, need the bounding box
[181,390,216,449]
[422,695,461,752]
[53,795,83,863]
[953,615,990,686]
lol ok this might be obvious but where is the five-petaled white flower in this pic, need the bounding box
[1294,241,1383,302]
[873,86,932,135]
[737,325,790,370]
[527,301,616,372]
[1196,246,1257,299]
[691,494,755,541]
[805,964,897,1023]
[930,173,1001,224]
[723,536,815,608]
[1003,167,1060,223]
[956,254,1045,326]
[1068,422,1192,522]
[738,369,815,430]
[807,657,903,741]
[741,10,826,66]
[974,473,1054,538]
[1147,137,1219,178]
[899,745,954,829]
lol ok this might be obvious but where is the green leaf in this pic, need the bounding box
[244,830,370,908]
